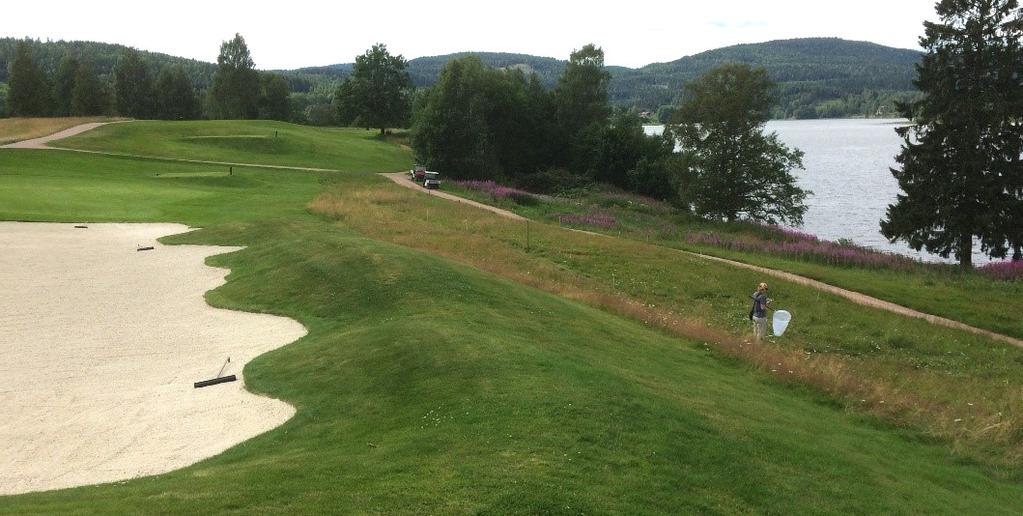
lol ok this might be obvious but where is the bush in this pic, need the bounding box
[516,168,590,194]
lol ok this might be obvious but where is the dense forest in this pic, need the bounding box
[0,37,920,120]
[305,39,922,120]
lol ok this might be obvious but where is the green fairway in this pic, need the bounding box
[2,127,1023,513]
[55,119,414,172]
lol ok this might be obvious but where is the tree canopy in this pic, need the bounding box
[8,40,51,116]
[334,43,412,133]
[114,48,155,118]
[210,34,261,119]
[881,0,1023,267]
[155,65,199,120]
[669,63,808,224]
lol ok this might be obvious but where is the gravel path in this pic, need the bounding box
[1,122,115,149]
[0,223,307,495]
[382,172,526,220]
[381,173,1023,349]
[1,121,341,172]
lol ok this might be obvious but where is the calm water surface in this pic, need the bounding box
[646,119,990,264]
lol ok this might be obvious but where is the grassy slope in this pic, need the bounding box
[56,120,413,172]
[446,185,1023,340]
[0,117,118,145]
[313,177,1023,465]
[1,133,1022,512]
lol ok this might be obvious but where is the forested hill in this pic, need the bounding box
[0,38,217,88]
[304,39,922,119]
[1,37,920,119]
[623,38,922,119]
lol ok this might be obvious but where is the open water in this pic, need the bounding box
[645,119,992,264]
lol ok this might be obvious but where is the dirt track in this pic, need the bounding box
[0,223,307,495]
[0,122,116,149]
[382,172,526,220]
[381,173,1023,349]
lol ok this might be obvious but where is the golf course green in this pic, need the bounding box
[2,121,1022,514]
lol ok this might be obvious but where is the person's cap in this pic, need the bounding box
[758,282,768,290]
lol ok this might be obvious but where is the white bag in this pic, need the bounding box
[773,310,792,336]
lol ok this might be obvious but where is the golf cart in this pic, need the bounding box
[410,165,427,182]
[423,171,441,189]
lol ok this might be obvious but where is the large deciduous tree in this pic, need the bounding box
[410,57,550,179]
[114,48,155,118]
[334,43,412,134]
[669,63,808,224]
[210,33,260,119]
[881,0,1023,268]
[155,65,199,120]
[8,40,51,116]
[259,73,291,121]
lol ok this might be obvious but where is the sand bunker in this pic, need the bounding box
[0,222,307,495]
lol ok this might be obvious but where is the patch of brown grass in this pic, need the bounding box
[0,117,124,145]
[310,180,1023,466]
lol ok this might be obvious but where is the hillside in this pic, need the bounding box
[296,39,922,119]
[0,38,216,88]
[0,37,920,119]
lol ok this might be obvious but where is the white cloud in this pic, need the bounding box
[1,0,938,69]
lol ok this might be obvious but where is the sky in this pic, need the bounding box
[2,1,939,69]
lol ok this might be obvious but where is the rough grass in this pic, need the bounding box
[310,177,1023,467]
[55,119,414,172]
[2,134,1023,511]
[446,184,1023,340]
[0,116,119,145]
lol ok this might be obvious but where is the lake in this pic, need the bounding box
[645,119,991,265]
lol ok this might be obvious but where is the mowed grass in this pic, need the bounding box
[0,150,322,224]
[56,119,414,172]
[312,176,1023,467]
[6,152,1023,511]
[0,116,120,145]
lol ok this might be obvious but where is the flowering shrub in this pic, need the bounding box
[455,180,535,204]
[685,230,922,270]
[978,260,1023,281]
[557,212,618,229]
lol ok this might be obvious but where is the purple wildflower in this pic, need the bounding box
[978,260,1023,281]
[685,231,921,271]
[557,212,618,229]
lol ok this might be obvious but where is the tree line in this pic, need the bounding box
[347,0,1023,268]
[399,43,809,225]
[3,34,289,121]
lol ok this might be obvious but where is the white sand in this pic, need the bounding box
[0,222,307,495]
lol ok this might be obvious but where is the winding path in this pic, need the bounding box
[2,121,341,172]
[380,172,1023,349]
[7,122,1020,349]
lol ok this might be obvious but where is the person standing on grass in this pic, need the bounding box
[750,282,772,342]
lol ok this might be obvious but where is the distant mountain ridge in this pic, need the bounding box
[0,37,920,119]
[296,38,922,119]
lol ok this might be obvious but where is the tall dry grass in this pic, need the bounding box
[310,182,1023,466]
[0,117,119,145]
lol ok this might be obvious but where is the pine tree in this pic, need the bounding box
[881,0,1023,268]
[52,53,79,117]
[8,40,51,116]
[114,48,155,118]
[210,34,260,119]
[71,60,109,116]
